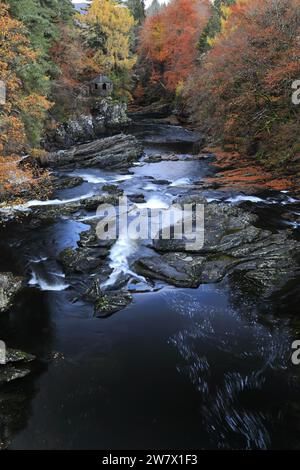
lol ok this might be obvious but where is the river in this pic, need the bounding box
[0,119,300,449]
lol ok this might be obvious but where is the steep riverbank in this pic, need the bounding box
[204,146,300,198]
[0,118,300,449]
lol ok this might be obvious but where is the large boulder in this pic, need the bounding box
[40,134,143,169]
[49,175,84,191]
[54,115,94,148]
[134,200,300,296]
[83,279,132,318]
[134,253,205,288]
[50,98,131,148]
[0,273,24,313]
[92,98,130,134]
[59,247,107,274]
[0,348,36,384]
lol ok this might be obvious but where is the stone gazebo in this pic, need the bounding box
[89,75,113,98]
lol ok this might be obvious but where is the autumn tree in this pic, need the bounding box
[138,0,211,98]
[4,0,75,143]
[0,3,51,198]
[77,0,136,100]
[184,0,300,165]
[198,0,236,54]
[48,24,93,122]
[127,0,146,53]
[0,3,51,152]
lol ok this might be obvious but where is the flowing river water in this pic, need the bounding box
[0,120,300,449]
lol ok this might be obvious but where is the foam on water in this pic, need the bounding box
[6,192,95,212]
[78,214,102,222]
[112,175,134,182]
[102,235,146,289]
[226,195,265,204]
[136,195,169,210]
[69,172,134,184]
[170,177,192,187]
[30,256,48,264]
[281,196,299,205]
[283,220,300,229]
[29,270,69,291]
[71,173,107,184]
[206,197,221,203]
[144,183,158,191]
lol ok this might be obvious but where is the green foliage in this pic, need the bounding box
[77,0,136,101]
[127,0,145,24]
[5,1,74,58]
[3,0,75,144]
[198,0,235,54]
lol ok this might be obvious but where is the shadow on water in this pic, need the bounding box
[0,288,51,448]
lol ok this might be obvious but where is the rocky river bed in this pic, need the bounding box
[0,119,300,449]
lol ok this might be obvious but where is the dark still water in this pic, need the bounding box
[0,122,300,450]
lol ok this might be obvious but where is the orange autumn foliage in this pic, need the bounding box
[0,3,51,200]
[139,0,211,93]
[184,0,300,166]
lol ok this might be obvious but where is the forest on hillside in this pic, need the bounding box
[1,0,300,198]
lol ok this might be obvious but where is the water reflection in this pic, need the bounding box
[165,284,299,449]
[0,289,52,448]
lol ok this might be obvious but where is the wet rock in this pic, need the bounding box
[40,134,143,170]
[84,279,132,317]
[95,291,133,317]
[128,193,146,204]
[226,232,300,294]
[59,247,107,274]
[0,273,24,313]
[134,253,205,288]
[50,175,84,190]
[137,199,300,295]
[78,228,114,250]
[0,210,25,226]
[49,98,131,149]
[144,154,180,163]
[101,185,123,196]
[0,348,36,385]
[154,179,170,185]
[126,278,155,293]
[3,349,35,365]
[0,367,31,384]
[80,193,120,211]
[29,193,120,226]
[143,154,162,163]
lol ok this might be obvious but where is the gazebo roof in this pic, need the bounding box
[90,75,112,84]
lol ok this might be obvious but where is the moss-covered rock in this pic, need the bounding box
[0,273,24,314]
